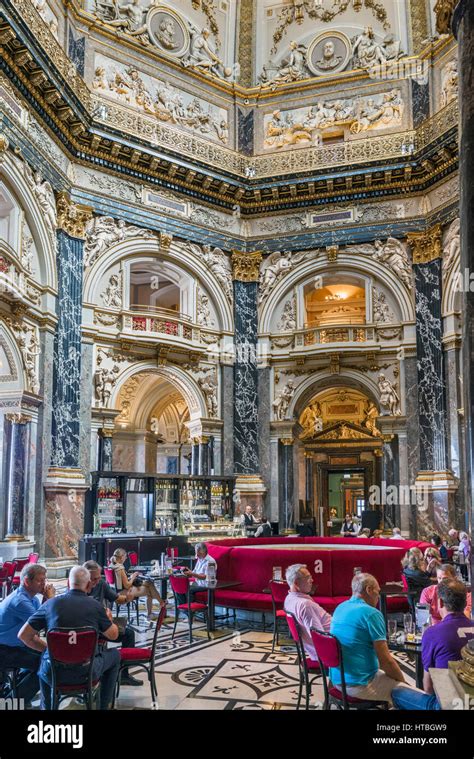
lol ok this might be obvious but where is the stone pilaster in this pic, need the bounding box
[46,193,92,559]
[279,438,294,531]
[408,226,457,537]
[4,413,31,540]
[98,429,114,471]
[231,251,267,514]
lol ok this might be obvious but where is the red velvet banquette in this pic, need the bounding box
[196,536,431,615]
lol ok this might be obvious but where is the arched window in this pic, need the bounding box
[304,278,366,327]
[0,182,21,252]
[129,261,181,314]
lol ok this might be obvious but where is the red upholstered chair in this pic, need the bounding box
[113,604,166,706]
[170,575,210,644]
[10,558,30,589]
[0,562,17,598]
[128,551,138,567]
[310,628,389,711]
[28,553,39,564]
[285,612,320,710]
[269,580,289,652]
[46,628,100,710]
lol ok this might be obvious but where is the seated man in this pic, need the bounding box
[0,563,55,705]
[254,516,272,538]
[283,563,331,661]
[176,542,217,605]
[83,560,142,687]
[330,573,407,705]
[18,565,120,710]
[392,579,474,710]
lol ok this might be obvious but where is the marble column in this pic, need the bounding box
[404,355,420,536]
[191,440,200,476]
[221,364,234,475]
[444,339,467,530]
[45,194,92,559]
[98,429,114,471]
[279,439,294,531]
[453,0,474,581]
[381,436,400,530]
[408,226,456,537]
[304,453,314,518]
[198,437,210,476]
[4,414,31,540]
[231,251,266,516]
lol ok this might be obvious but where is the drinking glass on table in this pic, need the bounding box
[404,616,415,642]
[388,619,397,641]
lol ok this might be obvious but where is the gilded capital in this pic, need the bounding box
[56,192,93,239]
[408,225,442,264]
[231,250,262,282]
[99,428,115,438]
[280,438,294,446]
[5,413,32,424]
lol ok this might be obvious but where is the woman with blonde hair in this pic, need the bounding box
[424,547,442,577]
[109,548,165,621]
[401,548,433,602]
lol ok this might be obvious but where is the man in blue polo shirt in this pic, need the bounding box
[392,579,474,709]
[0,562,55,704]
[330,572,407,704]
[18,565,120,710]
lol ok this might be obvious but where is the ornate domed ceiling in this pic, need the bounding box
[0,0,459,226]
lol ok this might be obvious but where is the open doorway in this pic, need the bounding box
[328,469,365,536]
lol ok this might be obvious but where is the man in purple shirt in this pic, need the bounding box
[392,579,474,710]
[283,563,332,661]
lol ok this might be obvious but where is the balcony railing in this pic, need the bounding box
[295,325,374,347]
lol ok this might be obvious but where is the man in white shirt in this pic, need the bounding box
[391,528,405,539]
[284,563,332,662]
[176,543,218,605]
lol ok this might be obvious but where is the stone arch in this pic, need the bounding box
[83,237,233,332]
[259,252,415,333]
[289,369,381,421]
[110,361,208,423]
[442,260,462,316]
[0,321,23,391]
[0,154,57,291]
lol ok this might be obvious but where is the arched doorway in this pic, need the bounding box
[297,387,383,536]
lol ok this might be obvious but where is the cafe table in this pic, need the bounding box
[193,580,242,631]
[388,635,424,688]
[378,582,419,622]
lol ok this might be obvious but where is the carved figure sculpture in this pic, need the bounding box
[272,380,295,420]
[278,300,296,331]
[442,217,460,277]
[84,216,155,267]
[316,40,343,71]
[441,60,458,106]
[378,374,401,416]
[363,401,381,436]
[373,289,393,323]
[102,273,122,308]
[202,244,233,302]
[300,401,323,438]
[95,364,120,407]
[183,26,231,79]
[373,238,412,289]
[269,41,309,86]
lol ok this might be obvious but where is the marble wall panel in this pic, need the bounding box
[233,281,259,474]
[68,29,85,78]
[51,231,84,469]
[412,80,430,127]
[44,488,84,558]
[414,259,448,472]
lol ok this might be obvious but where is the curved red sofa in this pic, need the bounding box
[199,536,431,615]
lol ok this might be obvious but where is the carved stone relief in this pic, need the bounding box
[92,54,230,144]
[263,89,404,151]
[84,216,156,268]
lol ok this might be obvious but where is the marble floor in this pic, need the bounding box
[42,587,416,710]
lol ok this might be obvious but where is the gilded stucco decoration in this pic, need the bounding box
[270,0,389,57]
[84,215,157,268]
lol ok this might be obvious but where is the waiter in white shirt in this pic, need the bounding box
[241,505,258,535]
[178,542,218,604]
